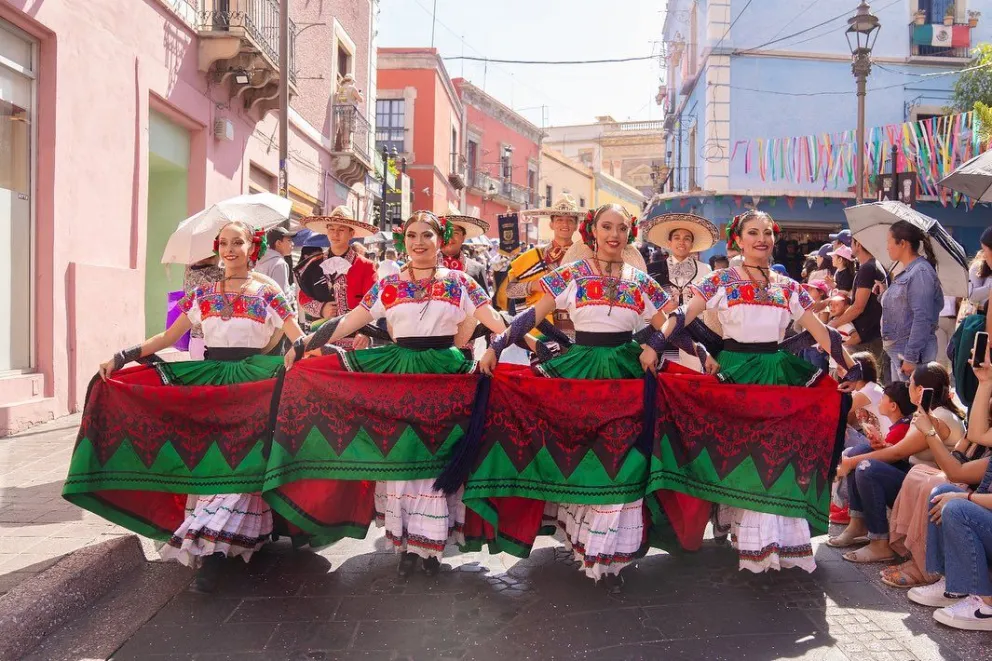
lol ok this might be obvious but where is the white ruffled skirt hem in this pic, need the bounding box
[374,479,465,560]
[718,505,816,573]
[555,499,644,581]
[160,493,273,568]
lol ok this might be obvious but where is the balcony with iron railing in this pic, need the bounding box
[448,153,467,190]
[469,171,531,207]
[331,104,373,187]
[196,0,297,113]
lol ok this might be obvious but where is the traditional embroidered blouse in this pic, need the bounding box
[178,281,293,349]
[691,268,813,343]
[360,268,490,339]
[540,260,669,333]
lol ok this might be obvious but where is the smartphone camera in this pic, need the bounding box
[919,388,934,413]
[974,332,989,368]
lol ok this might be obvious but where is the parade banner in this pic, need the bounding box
[498,213,521,255]
[63,364,279,540]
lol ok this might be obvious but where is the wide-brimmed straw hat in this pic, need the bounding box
[520,193,586,219]
[642,213,719,253]
[301,206,377,238]
[442,214,490,239]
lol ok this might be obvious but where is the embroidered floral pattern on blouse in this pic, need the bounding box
[361,272,490,311]
[691,269,813,311]
[179,284,291,324]
[541,260,669,313]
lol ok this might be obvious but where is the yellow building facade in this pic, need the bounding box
[531,147,594,243]
[594,171,646,218]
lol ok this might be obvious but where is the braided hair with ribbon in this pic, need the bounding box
[393,210,454,254]
[212,220,269,266]
[725,209,780,252]
[579,203,639,248]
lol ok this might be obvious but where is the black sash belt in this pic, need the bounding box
[723,340,779,354]
[204,347,262,362]
[395,336,456,351]
[575,331,633,348]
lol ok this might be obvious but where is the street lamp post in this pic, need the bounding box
[846,1,880,205]
[380,145,389,231]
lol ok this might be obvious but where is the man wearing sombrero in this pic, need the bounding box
[643,212,719,369]
[439,214,490,293]
[295,206,377,349]
[501,193,585,335]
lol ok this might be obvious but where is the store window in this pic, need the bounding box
[0,21,36,372]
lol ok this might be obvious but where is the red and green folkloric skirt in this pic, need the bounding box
[63,353,848,552]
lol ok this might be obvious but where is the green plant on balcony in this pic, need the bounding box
[944,4,956,26]
[914,9,927,25]
[969,10,981,27]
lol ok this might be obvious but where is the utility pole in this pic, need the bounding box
[278,0,289,198]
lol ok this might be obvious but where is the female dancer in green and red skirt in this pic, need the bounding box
[480,203,679,592]
[655,209,858,572]
[284,210,507,577]
[89,221,305,591]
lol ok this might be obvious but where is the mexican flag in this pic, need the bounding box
[913,24,971,48]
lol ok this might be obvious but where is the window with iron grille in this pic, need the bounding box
[375,99,405,154]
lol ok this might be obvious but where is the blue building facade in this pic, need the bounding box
[650,0,992,262]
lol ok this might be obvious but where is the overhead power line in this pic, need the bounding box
[443,54,657,65]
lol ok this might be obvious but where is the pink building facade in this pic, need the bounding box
[453,79,542,239]
[0,0,378,434]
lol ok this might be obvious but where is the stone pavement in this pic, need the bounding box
[0,414,133,596]
[110,529,992,661]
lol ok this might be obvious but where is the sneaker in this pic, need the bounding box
[829,503,851,525]
[908,578,968,608]
[933,595,992,631]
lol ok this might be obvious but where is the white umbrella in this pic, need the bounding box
[843,200,969,297]
[161,192,293,264]
[939,149,992,202]
[364,231,393,245]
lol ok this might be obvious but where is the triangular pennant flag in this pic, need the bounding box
[751,195,762,207]
[769,197,778,207]
[679,197,688,207]
[714,195,724,203]
[785,196,795,209]
[806,197,814,209]
[698,197,706,207]
[823,198,831,206]
[664,200,673,210]
[733,196,743,208]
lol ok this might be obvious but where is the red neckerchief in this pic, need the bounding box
[442,254,465,271]
[544,240,569,267]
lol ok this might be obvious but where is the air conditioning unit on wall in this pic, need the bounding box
[214,118,234,142]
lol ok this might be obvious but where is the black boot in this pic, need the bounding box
[422,556,441,577]
[397,552,419,578]
[189,552,226,594]
[601,572,624,595]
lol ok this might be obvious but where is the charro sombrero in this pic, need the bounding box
[301,205,377,238]
[643,213,719,253]
[442,214,490,240]
[520,192,586,219]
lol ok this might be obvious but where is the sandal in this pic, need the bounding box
[880,562,939,589]
[842,546,895,564]
[826,532,869,548]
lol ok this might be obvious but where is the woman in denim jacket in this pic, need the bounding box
[881,221,943,383]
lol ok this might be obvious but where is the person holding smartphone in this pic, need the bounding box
[829,363,965,563]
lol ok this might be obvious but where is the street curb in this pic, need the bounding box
[0,535,145,661]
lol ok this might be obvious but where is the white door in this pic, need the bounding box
[0,23,34,373]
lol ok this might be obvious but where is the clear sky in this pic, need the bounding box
[377,0,664,129]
